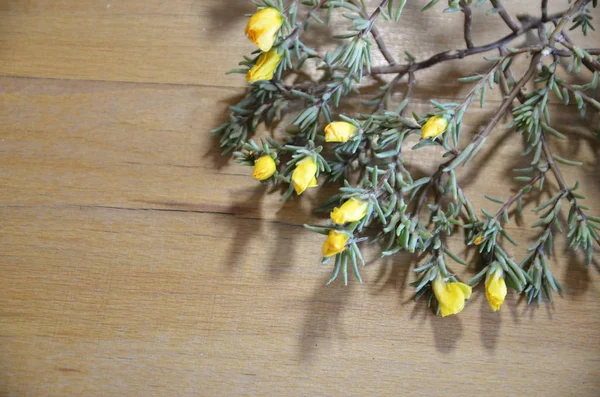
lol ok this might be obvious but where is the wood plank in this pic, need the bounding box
[1,0,600,395]
[0,1,254,87]
[1,76,598,221]
[1,205,598,396]
[0,0,577,87]
[1,72,599,395]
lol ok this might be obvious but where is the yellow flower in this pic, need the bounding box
[432,278,472,317]
[322,230,349,257]
[473,235,484,245]
[245,8,283,52]
[421,116,448,139]
[291,157,318,195]
[485,271,507,312]
[324,121,357,143]
[252,155,276,181]
[330,198,369,224]
[246,50,282,83]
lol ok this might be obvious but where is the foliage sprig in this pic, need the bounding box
[214,0,599,317]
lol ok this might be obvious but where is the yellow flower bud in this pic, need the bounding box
[432,278,472,317]
[245,8,283,52]
[322,230,349,257]
[330,198,369,224]
[421,116,448,139]
[291,157,318,195]
[324,121,357,143]
[473,235,484,245]
[252,155,276,181]
[485,271,507,312]
[246,50,282,83]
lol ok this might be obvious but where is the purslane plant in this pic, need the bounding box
[213,0,600,317]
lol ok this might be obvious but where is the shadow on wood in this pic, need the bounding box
[298,280,351,361]
[204,91,247,170]
[369,252,415,302]
[204,0,255,35]
[221,184,267,269]
[479,294,501,351]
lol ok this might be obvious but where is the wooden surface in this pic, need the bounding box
[1,1,599,396]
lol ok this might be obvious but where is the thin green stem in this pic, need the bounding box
[463,52,542,154]
[548,0,589,45]
[494,173,544,223]
[349,0,396,65]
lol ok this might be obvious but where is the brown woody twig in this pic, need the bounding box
[460,0,474,49]
[370,10,566,75]
[490,0,521,33]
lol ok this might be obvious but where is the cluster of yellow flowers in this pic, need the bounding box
[245,8,284,83]
[251,155,319,194]
[431,270,506,316]
[412,267,506,316]
[322,198,369,257]
[251,116,448,184]
[251,121,361,192]
[243,9,506,317]
[320,194,507,316]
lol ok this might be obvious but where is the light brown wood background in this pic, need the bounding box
[1,1,599,396]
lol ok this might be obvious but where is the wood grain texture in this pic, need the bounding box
[0,1,599,396]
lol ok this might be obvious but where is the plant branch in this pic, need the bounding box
[490,0,521,33]
[373,73,405,112]
[350,0,397,65]
[356,0,390,39]
[541,0,549,22]
[538,132,599,251]
[554,48,600,57]
[370,11,565,75]
[460,0,474,49]
[371,24,397,65]
[541,137,564,185]
[283,0,328,44]
[497,49,516,111]
[557,80,600,110]
[547,12,599,74]
[548,0,589,45]
[401,71,416,116]
[556,37,600,72]
[499,47,528,103]
[540,134,575,204]
[412,51,541,219]
[466,52,542,152]
[412,162,448,218]
[494,172,544,222]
